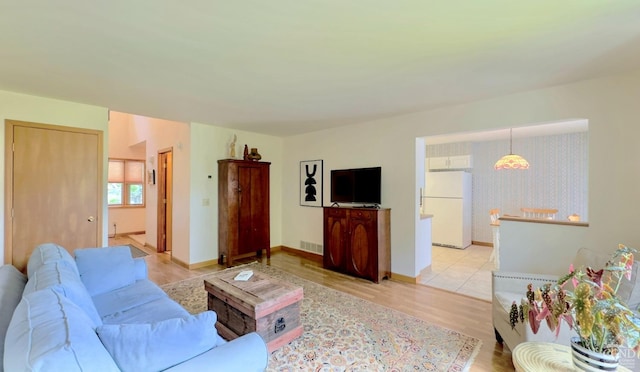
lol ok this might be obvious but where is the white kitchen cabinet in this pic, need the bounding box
[428,157,450,170]
[428,155,472,170]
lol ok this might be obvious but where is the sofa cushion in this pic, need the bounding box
[91,279,175,318]
[27,243,78,278]
[494,291,525,313]
[4,288,119,371]
[133,257,148,280]
[0,265,27,371]
[97,311,219,372]
[23,261,102,328]
[164,333,267,372]
[101,296,192,325]
[75,246,136,296]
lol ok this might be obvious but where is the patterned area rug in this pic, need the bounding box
[161,263,481,371]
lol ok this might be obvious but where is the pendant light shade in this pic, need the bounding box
[494,129,529,170]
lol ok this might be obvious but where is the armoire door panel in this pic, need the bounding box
[237,166,254,255]
[325,217,345,269]
[348,223,371,277]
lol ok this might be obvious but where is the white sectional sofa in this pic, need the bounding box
[492,247,640,353]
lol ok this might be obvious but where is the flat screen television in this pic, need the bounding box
[330,167,381,206]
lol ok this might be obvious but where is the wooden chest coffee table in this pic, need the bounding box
[204,266,303,353]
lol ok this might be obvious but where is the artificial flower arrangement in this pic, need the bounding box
[509,244,640,356]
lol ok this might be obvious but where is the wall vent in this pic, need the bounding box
[300,240,323,254]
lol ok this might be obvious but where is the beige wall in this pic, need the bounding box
[107,111,146,236]
[282,69,640,277]
[126,115,191,264]
[2,69,639,276]
[189,123,283,265]
[104,116,285,266]
[0,90,109,264]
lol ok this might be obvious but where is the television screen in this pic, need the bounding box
[330,170,354,203]
[330,167,381,205]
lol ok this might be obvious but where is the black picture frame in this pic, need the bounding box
[300,160,323,207]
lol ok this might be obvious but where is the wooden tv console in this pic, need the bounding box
[322,207,391,283]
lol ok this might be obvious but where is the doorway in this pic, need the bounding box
[5,120,103,271]
[156,148,173,253]
[416,120,588,301]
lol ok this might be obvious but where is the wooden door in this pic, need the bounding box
[323,208,347,270]
[156,149,173,253]
[347,210,376,280]
[5,120,103,271]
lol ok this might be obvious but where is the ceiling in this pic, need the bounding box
[1,2,639,137]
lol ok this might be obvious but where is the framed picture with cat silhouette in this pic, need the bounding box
[300,160,323,207]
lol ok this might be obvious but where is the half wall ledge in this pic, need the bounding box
[500,216,588,227]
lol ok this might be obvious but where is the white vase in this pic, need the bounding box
[570,337,619,371]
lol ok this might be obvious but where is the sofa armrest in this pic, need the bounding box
[133,258,148,280]
[492,271,560,295]
[163,332,268,372]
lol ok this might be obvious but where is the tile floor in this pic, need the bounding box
[418,244,495,302]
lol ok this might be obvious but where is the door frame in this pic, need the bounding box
[4,119,104,264]
[156,147,173,253]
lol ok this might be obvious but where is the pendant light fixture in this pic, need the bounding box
[494,128,529,170]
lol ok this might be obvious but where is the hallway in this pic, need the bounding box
[418,244,495,302]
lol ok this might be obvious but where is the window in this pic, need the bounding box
[108,159,145,207]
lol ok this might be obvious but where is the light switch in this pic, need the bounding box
[202,198,210,206]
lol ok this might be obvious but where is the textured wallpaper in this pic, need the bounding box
[426,132,588,244]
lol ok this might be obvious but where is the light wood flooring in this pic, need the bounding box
[110,236,515,371]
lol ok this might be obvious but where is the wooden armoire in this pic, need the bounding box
[218,159,271,267]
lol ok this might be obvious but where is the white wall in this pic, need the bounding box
[108,208,146,237]
[189,123,283,265]
[0,90,109,264]
[282,69,640,278]
[499,220,588,274]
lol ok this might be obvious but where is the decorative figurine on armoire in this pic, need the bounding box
[229,134,237,158]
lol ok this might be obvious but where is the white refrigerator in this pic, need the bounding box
[423,171,472,249]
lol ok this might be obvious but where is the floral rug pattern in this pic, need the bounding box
[161,263,481,371]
